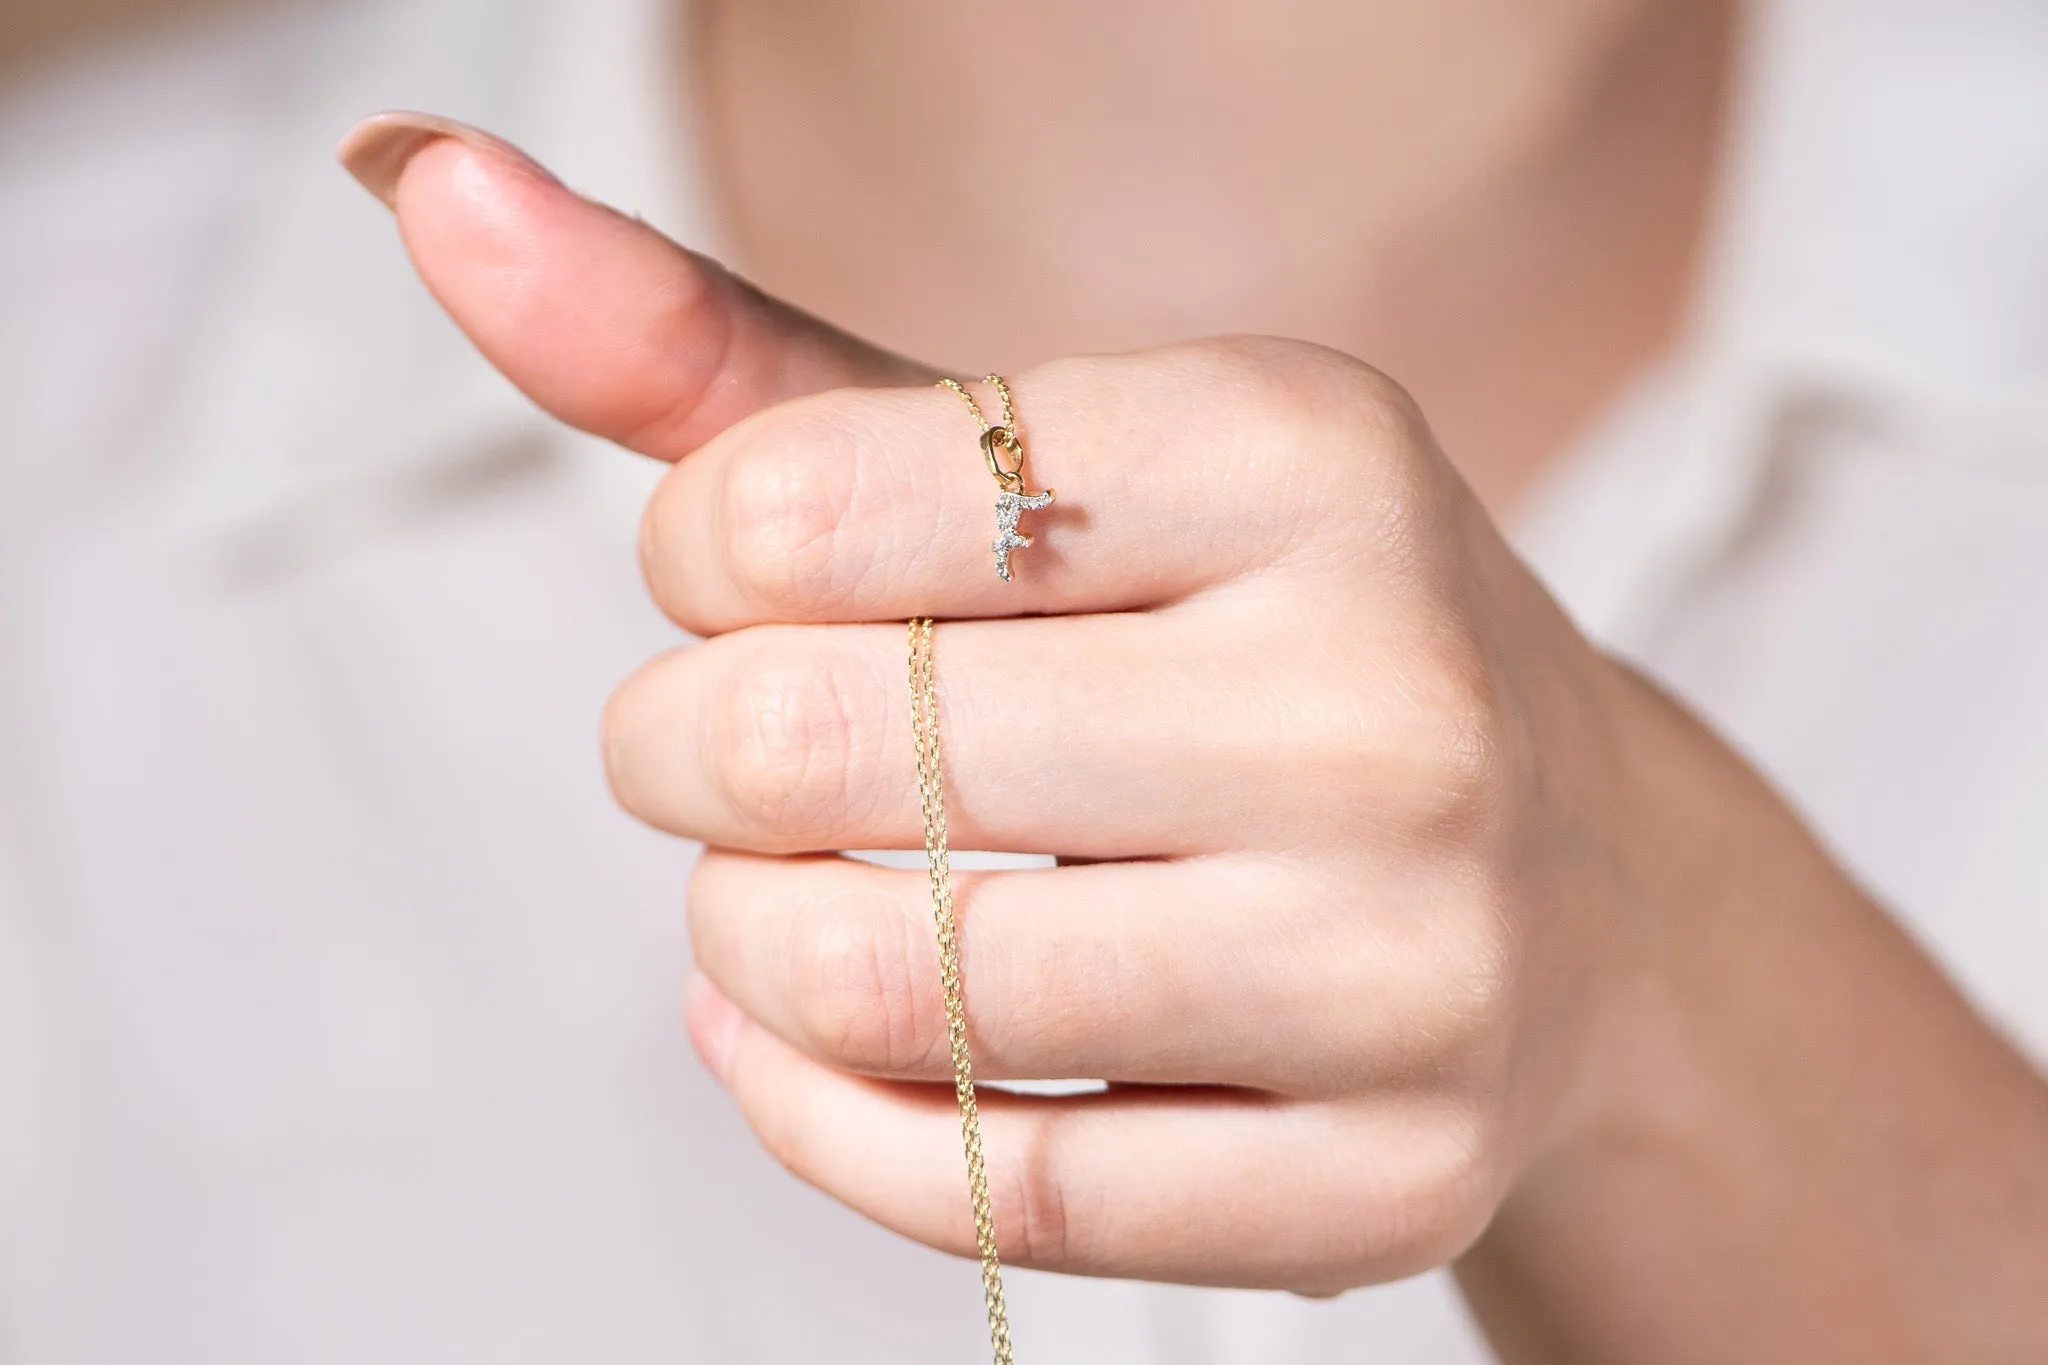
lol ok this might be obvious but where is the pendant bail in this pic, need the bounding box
[980,425,1026,491]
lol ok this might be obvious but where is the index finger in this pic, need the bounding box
[642,338,1377,631]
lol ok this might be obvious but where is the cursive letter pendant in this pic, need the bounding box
[980,426,1054,581]
[992,488,1055,581]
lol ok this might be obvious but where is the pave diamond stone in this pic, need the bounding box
[991,488,1056,581]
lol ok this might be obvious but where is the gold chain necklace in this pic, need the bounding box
[909,615,1017,1365]
[937,373,1018,447]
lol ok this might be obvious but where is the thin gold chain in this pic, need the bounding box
[908,616,1017,1365]
[938,374,1017,436]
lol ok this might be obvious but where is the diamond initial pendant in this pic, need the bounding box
[991,488,1055,581]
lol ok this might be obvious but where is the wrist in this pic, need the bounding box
[1458,657,2048,1361]
[1452,659,1818,1353]
[1527,657,1814,1168]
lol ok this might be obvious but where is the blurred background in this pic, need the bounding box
[2,0,253,77]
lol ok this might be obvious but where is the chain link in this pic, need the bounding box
[908,616,1017,1365]
[938,373,1018,435]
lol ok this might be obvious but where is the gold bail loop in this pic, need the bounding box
[980,425,1026,490]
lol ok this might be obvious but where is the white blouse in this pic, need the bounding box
[1,0,2043,1361]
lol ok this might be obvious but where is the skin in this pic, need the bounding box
[690,0,1734,516]
[334,1,2048,1357]
[1,0,261,76]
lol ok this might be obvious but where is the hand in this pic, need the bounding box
[353,115,2048,1350]
[353,114,1644,1291]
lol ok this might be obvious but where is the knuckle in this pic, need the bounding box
[720,419,854,616]
[709,645,874,844]
[1010,1169,1074,1268]
[743,1068,819,1182]
[1394,643,1514,837]
[1174,337,1448,559]
[637,490,668,603]
[1340,1103,1507,1281]
[600,682,633,798]
[600,657,677,824]
[1293,642,1511,844]
[1418,885,1522,1060]
[1395,1111,1505,1266]
[786,888,938,1074]
[639,468,695,628]
[1192,337,1380,452]
[1127,336,1353,444]
[995,1126,1097,1270]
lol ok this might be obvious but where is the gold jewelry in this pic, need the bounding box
[908,616,1016,1365]
[939,376,1055,581]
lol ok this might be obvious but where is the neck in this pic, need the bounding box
[691,0,1736,517]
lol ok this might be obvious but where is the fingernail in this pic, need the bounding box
[335,110,559,210]
[684,974,746,1085]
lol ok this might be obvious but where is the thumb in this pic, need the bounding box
[337,111,933,463]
